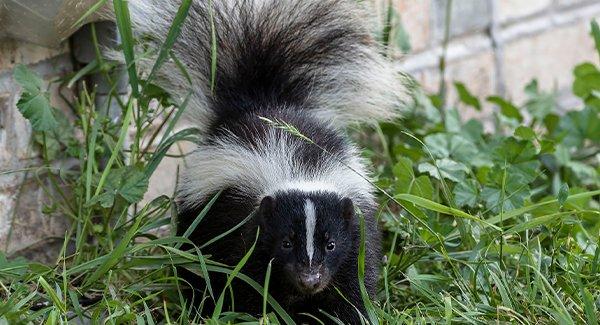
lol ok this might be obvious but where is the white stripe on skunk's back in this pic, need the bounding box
[177,129,373,208]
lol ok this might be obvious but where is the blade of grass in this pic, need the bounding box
[113,0,139,97]
[67,59,99,88]
[505,210,597,234]
[71,0,108,29]
[262,259,274,323]
[143,0,192,89]
[447,189,600,239]
[575,261,598,325]
[82,214,143,287]
[192,264,294,325]
[176,190,222,249]
[211,229,260,319]
[200,211,255,250]
[357,210,378,325]
[38,277,66,314]
[395,193,501,231]
[208,0,217,92]
[85,118,100,202]
[92,100,133,198]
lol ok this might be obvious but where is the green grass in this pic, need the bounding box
[1,1,600,324]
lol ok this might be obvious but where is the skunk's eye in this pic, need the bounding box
[326,241,335,251]
[282,240,292,249]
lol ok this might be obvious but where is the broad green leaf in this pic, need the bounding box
[13,64,44,93]
[492,138,536,163]
[481,174,530,213]
[544,113,560,134]
[393,157,415,194]
[412,176,434,200]
[501,156,540,178]
[487,96,523,122]
[491,138,540,182]
[524,79,556,120]
[557,183,569,207]
[392,156,434,200]
[573,62,598,78]
[445,108,462,133]
[423,133,480,166]
[514,126,536,140]
[453,179,479,208]
[418,159,469,183]
[539,139,556,154]
[557,107,600,147]
[88,166,150,208]
[119,167,150,203]
[591,20,600,61]
[566,161,599,186]
[13,65,58,132]
[572,63,600,101]
[461,119,485,144]
[454,82,481,111]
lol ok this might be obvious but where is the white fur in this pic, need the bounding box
[304,199,317,266]
[273,180,338,194]
[177,129,374,209]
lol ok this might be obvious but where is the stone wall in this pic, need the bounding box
[391,0,600,125]
[0,41,73,259]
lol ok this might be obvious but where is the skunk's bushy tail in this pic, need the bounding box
[129,0,408,130]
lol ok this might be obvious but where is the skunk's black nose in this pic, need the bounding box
[299,272,321,291]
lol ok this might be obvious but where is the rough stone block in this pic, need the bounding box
[557,0,595,7]
[143,140,195,204]
[0,179,70,263]
[394,0,432,53]
[432,0,492,40]
[411,50,497,129]
[0,43,73,261]
[0,94,7,144]
[498,0,551,23]
[502,21,597,104]
[0,40,69,72]
[0,192,13,245]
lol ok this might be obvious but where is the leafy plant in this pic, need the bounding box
[364,19,600,323]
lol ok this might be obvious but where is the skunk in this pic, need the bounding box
[127,0,407,322]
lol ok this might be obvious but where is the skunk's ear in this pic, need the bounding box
[258,196,276,217]
[341,197,354,221]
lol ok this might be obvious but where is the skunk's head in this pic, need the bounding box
[257,191,356,294]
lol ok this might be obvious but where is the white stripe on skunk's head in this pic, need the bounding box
[177,129,374,210]
[304,199,317,266]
